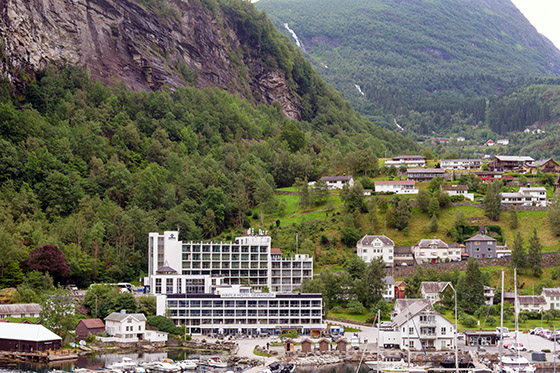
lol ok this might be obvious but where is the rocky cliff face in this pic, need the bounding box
[0,0,301,120]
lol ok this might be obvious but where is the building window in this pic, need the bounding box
[441,327,446,335]
[409,327,414,335]
[155,279,162,293]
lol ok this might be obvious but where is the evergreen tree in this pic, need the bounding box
[417,189,431,213]
[457,258,485,313]
[484,181,502,221]
[527,228,543,277]
[509,206,519,230]
[548,197,560,236]
[511,232,526,270]
[387,198,411,231]
[428,214,438,233]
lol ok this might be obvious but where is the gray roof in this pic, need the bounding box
[320,176,353,182]
[407,168,445,173]
[393,155,425,160]
[518,295,546,305]
[441,159,481,163]
[441,184,468,191]
[420,282,451,294]
[494,155,534,162]
[0,303,42,316]
[383,276,395,285]
[105,312,147,322]
[392,299,432,327]
[156,266,178,274]
[528,159,554,167]
[542,288,560,297]
[358,235,394,247]
[394,246,412,255]
[416,239,448,248]
[0,323,61,342]
[465,234,496,242]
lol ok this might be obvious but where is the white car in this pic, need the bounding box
[505,343,527,352]
[496,327,511,338]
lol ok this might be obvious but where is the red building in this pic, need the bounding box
[75,319,105,341]
[394,281,407,299]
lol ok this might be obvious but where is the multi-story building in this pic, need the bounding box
[440,159,481,170]
[412,239,461,264]
[319,176,354,190]
[501,187,547,207]
[484,286,495,305]
[380,299,455,351]
[407,168,446,182]
[356,235,394,265]
[440,185,474,201]
[522,158,560,175]
[464,234,497,259]
[384,156,426,168]
[383,276,395,302]
[474,171,504,183]
[542,288,560,310]
[105,311,147,343]
[157,285,324,336]
[146,231,313,294]
[489,155,534,171]
[374,180,418,194]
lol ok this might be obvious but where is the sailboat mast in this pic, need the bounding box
[499,270,504,370]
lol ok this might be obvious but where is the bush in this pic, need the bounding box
[347,300,367,314]
[460,314,477,328]
[486,316,496,326]
[147,315,182,334]
[252,211,259,219]
[280,329,298,339]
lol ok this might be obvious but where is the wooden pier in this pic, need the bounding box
[0,349,79,363]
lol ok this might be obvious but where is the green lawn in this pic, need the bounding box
[440,310,560,332]
[328,311,371,323]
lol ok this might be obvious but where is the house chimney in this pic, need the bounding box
[120,310,126,314]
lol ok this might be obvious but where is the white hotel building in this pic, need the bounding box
[157,285,325,336]
[147,231,313,294]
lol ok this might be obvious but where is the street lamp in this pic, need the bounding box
[448,283,459,373]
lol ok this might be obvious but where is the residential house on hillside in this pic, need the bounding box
[420,282,451,304]
[518,296,547,312]
[385,155,426,168]
[474,171,505,183]
[542,288,560,310]
[484,140,495,146]
[522,158,560,175]
[380,299,455,350]
[464,234,497,259]
[489,155,534,171]
[374,180,419,194]
[356,235,394,265]
[407,168,446,182]
[440,184,474,201]
[501,187,547,207]
[394,246,414,266]
[484,286,495,305]
[320,175,354,190]
[412,239,461,263]
[0,304,42,319]
[394,281,407,300]
[440,159,481,170]
[105,310,147,343]
[383,276,395,302]
[76,319,105,340]
[497,139,510,146]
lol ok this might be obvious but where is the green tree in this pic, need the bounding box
[137,296,157,316]
[509,206,519,230]
[255,178,275,225]
[527,228,543,277]
[40,287,78,336]
[428,196,440,217]
[344,256,366,279]
[387,198,411,231]
[548,197,560,236]
[362,258,386,307]
[83,284,121,319]
[311,180,329,205]
[457,258,485,313]
[344,181,366,212]
[454,211,467,228]
[279,122,305,152]
[427,214,438,233]
[416,189,430,213]
[0,230,24,278]
[484,181,502,221]
[511,232,526,270]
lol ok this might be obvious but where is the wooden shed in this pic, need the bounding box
[284,338,295,353]
[301,338,313,353]
[318,338,330,352]
[76,318,105,341]
[336,338,347,352]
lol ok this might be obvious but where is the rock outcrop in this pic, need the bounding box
[0,0,301,119]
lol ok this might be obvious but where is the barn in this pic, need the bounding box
[0,323,62,352]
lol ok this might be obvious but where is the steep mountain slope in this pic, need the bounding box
[256,0,560,131]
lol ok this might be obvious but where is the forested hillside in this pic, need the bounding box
[0,60,418,285]
[256,0,560,135]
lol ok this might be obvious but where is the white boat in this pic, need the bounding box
[495,355,536,373]
[365,359,428,373]
[176,360,197,370]
[107,357,145,372]
[205,357,228,368]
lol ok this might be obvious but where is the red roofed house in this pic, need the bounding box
[374,180,418,194]
[76,318,105,340]
[394,281,407,299]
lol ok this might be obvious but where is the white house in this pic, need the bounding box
[497,139,510,146]
[383,276,395,302]
[356,235,394,265]
[440,159,481,170]
[542,288,560,310]
[379,299,455,351]
[0,304,42,319]
[145,329,169,343]
[105,311,147,343]
[501,187,547,207]
[374,180,418,194]
[484,286,495,305]
[517,296,547,312]
[412,239,461,264]
[319,175,354,190]
[385,156,426,168]
[420,282,451,304]
[440,184,474,201]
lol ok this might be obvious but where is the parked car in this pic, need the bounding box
[539,329,551,337]
[542,330,553,339]
[496,327,511,338]
[530,327,543,335]
[505,343,526,352]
